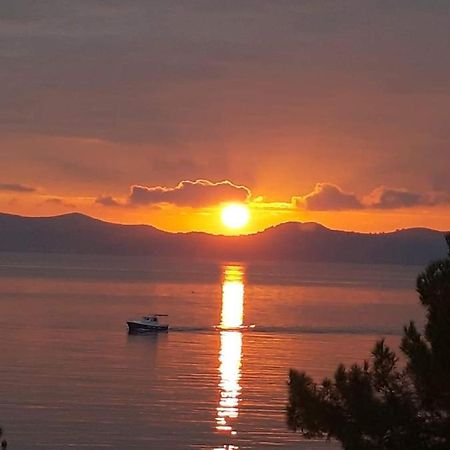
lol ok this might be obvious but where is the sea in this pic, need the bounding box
[0,252,424,449]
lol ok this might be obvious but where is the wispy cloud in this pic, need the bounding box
[0,183,36,193]
[95,195,122,207]
[43,197,76,208]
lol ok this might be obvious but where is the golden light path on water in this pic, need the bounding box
[215,265,244,450]
[220,265,244,329]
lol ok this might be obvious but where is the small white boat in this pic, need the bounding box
[127,314,169,334]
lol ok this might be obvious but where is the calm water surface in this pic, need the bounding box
[0,253,423,449]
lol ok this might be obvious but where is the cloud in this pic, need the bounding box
[129,179,250,207]
[95,195,122,207]
[0,183,36,193]
[44,197,76,208]
[96,179,449,213]
[296,183,363,211]
[363,186,449,209]
[296,183,450,211]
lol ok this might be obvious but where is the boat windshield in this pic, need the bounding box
[143,316,157,322]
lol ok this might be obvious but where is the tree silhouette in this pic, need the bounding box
[0,426,7,448]
[287,234,450,450]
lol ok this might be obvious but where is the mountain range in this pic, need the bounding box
[0,212,447,265]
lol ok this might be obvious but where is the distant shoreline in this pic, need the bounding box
[0,212,447,265]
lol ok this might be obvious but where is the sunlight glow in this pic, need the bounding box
[220,265,244,329]
[221,203,250,229]
[216,265,245,439]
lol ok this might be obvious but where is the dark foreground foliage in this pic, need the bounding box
[287,234,450,450]
[0,426,7,448]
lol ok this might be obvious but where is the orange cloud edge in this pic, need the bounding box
[1,178,449,235]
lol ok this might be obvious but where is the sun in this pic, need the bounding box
[221,203,250,229]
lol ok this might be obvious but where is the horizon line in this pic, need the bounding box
[1,210,447,236]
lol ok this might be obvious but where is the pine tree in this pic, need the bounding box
[287,234,450,450]
[0,426,7,448]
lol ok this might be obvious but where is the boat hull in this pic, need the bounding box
[127,321,169,334]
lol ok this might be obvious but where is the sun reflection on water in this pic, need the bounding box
[220,265,244,329]
[216,331,242,433]
[215,265,244,445]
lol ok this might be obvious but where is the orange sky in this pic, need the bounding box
[1,185,449,235]
[0,2,449,234]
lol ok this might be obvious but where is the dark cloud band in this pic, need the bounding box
[0,183,36,193]
[296,183,450,211]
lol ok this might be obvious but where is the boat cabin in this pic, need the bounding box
[143,316,158,322]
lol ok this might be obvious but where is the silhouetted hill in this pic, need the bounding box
[0,212,447,265]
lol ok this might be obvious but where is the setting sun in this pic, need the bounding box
[221,204,250,229]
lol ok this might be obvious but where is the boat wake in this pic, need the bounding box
[169,325,400,336]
